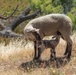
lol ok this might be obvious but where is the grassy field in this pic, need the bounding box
[0,33,76,75]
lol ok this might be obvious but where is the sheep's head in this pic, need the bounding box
[24,28,41,41]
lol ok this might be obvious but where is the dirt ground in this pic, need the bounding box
[0,33,76,75]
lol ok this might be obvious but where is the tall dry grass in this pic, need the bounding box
[0,38,34,64]
[0,33,76,75]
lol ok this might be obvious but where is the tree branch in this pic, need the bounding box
[0,20,6,29]
[0,8,41,37]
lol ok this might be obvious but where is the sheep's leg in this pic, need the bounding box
[60,33,72,60]
[64,37,72,60]
[33,31,44,61]
[50,49,56,61]
[33,41,39,60]
[66,42,72,60]
[64,43,69,55]
[33,41,42,61]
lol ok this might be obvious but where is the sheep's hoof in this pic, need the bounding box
[64,52,67,55]
[33,57,42,62]
[33,57,39,60]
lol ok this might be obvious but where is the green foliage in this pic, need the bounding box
[67,7,76,31]
[28,0,76,31]
[28,0,63,14]
[0,0,76,32]
[0,0,29,16]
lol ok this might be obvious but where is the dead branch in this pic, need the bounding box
[0,20,6,29]
[0,8,41,37]
[0,1,52,38]
[5,7,32,31]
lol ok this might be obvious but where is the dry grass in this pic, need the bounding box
[0,33,76,75]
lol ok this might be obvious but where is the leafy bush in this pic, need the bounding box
[28,0,63,14]
[67,7,76,31]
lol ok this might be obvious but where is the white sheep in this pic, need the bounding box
[24,14,72,60]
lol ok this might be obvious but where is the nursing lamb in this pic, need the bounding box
[43,33,61,60]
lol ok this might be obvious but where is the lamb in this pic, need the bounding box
[24,14,72,60]
[34,32,61,61]
[42,33,61,60]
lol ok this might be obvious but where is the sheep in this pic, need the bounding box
[24,14,72,61]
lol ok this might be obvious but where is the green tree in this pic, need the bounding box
[28,0,63,15]
[52,0,73,14]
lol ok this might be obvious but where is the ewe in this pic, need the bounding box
[24,14,72,60]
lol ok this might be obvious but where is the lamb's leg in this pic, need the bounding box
[50,49,56,61]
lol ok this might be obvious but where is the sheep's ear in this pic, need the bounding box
[34,29,40,34]
[31,29,40,34]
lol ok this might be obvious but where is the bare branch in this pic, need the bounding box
[0,4,19,20]
[20,7,31,16]
[5,8,41,31]
[0,30,23,38]
[22,9,41,19]
[0,7,41,38]
[0,20,6,29]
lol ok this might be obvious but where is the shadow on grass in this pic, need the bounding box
[19,57,70,71]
